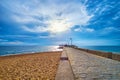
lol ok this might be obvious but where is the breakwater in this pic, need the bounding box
[65,47,120,80]
[70,47,120,61]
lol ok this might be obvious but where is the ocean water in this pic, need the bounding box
[0,46,120,56]
[0,46,62,56]
[79,46,120,54]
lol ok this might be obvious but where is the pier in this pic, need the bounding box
[55,47,120,80]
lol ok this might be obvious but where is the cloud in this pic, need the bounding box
[37,35,55,38]
[0,41,24,45]
[0,38,24,45]
[112,12,120,20]
[22,18,73,33]
[0,34,57,39]
[22,26,46,33]
[0,35,32,38]
[0,40,38,45]
[1,0,93,34]
[74,27,94,32]
[102,27,120,34]
[112,16,119,20]
[12,15,41,23]
[0,39,8,42]
[74,28,82,32]
[94,27,120,36]
[53,41,67,45]
[85,28,94,32]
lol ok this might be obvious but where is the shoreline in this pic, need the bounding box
[0,51,62,57]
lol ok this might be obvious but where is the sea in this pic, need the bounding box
[0,46,120,56]
[79,46,120,54]
[0,46,62,56]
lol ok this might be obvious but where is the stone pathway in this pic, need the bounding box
[65,47,120,80]
[55,49,74,80]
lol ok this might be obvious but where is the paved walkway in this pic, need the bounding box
[65,47,120,80]
[55,49,74,80]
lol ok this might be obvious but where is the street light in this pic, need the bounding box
[70,38,72,46]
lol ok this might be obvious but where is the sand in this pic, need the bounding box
[0,51,61,80]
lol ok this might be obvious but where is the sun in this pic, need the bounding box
[47,19,73,33]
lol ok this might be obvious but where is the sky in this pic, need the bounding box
[0,0,120,46]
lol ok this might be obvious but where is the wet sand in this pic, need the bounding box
[0,51,61,80]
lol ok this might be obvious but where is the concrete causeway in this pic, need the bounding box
[55,47,120,80]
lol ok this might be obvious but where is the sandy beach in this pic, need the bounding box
[0,51,61,80]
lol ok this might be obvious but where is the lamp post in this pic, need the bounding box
[67,40,69,45]
[70,38,72,46]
